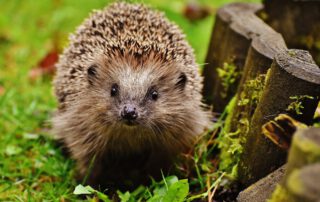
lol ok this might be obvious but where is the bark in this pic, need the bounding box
[285,127,320,180]
[269,128,320,202]
[238,49,320,187]
[202,3,263,112]
[286,163,320,202]
[228,31,287,134]
[236,164,286,202]
[263,0,320,65]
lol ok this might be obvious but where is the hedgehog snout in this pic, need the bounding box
[120,104,139,124]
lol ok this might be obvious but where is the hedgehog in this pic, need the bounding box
[52,2,211,189]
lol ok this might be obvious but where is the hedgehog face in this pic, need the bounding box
[86,57,189,134]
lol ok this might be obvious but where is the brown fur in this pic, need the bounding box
[52,2,211,189]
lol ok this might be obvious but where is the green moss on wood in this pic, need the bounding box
[238,74,266,108]
[218,96,243,176]
[286,169,304,199]
[313,102,320,127]
[217,62,239,98]
[293,132,320,158]
[218,73,267,177]
[288,50,297,57]
[223,96,237,133]
[286,95,314,115]
[268,185,293,202]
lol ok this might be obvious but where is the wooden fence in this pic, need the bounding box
[202,0,320,200]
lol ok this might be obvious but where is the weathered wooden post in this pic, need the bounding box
[284,163,320,202]
[269,127,320,202]
[238,128,320,202]
[214,4,288,172]
[238,49,320,187]
[202,3,262,112]
[263,0,320,65]
[201,1,320,198]
[228,31,287,134]
[237,165,286,202]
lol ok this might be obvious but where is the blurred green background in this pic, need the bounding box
[0,0,259,200]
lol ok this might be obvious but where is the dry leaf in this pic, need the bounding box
[29,50,59,80]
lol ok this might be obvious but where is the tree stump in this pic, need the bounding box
[285,163,320,202]
[269,127,320,202]
[202,3,263,112]
[285,127,320,179]
[238,49,320,187]
[263,0,320,65]
[217,15,287,173]
[228,31,287,134]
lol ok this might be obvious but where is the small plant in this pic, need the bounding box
[74,185,111,201]
[238,74,266,108]
[217,62,239,98]
[286,95,314,115]
[73,175,189,202]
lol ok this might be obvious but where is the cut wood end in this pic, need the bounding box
[217,2,263,22]
[276,49,320,84]
[251,33,287,59]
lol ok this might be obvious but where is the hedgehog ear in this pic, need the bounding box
[175,72,187,90]
[87,65,97,85]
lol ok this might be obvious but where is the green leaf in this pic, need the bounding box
[23,133,39,139]
[131,185,146,197]
[96,191,112,202]
[73,184,111,202]
[73,184,93,195]
[153,185,167,197]
[162,179,189,202]
[164,176,179,186]
[5,145,22,156]
[117,191,131,202]
[147,194,163,202]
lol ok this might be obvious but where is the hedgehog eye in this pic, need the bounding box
[111,84,119,97]
[150,89,158,101]
[87,65,97,85]
[176,72,187,90]
[87,65,97,77]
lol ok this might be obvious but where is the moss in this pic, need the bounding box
[288,50,297,57]
[223,96,237,133]
[286,169,304,199]
[300,35,314,49]
[218,129,242,174]
[235,74,266,141]
[294,131,320,158]
[313,102,320,127]
[238,118,250,138]
[286,95,314,115]
[268,185,292,202]
[258,10,268,21]
[216,62,239,98]
[238,74,266,109]
[315,40,320,50]
[217,70,272,181]
[217,74,267,176]
[237,98,249,106]
[218,96,243,176]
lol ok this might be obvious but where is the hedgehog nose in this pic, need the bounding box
[121,105,138,121]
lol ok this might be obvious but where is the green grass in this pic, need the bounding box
[0,0,259,200]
